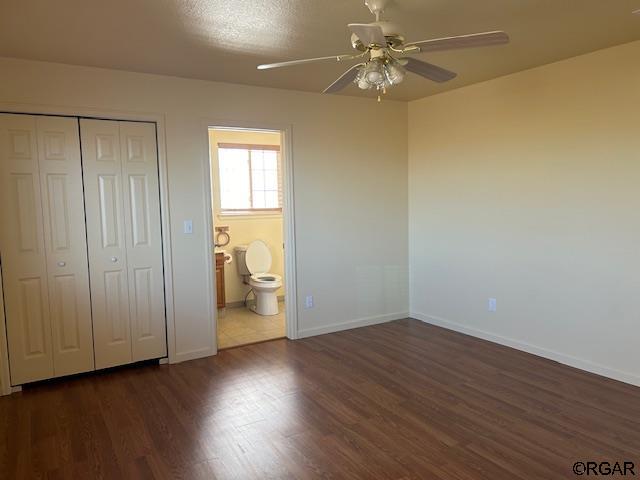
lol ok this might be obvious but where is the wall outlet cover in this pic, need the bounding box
[488,298,497,312]
[304,295,314,309]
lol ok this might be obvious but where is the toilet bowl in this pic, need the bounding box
[249,273,282,315]
[235,240,282,316]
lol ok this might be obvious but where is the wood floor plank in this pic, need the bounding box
[1,319,638,479]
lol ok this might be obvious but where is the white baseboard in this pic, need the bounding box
[297,311,408,339]
[172,346,216,364]
[411,311,640,388]
[224,295,285,309]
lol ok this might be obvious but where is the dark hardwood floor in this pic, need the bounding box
[1,319,639,479]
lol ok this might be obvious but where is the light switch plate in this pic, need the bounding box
[183,220,193,234]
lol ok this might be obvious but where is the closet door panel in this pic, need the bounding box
[0,114,54,384]
[120,122,166,361]
[36,116,94,377]
[80,119,132,369]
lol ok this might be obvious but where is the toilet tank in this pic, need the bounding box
[234,245,251,276]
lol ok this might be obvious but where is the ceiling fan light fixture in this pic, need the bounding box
[364,58,385,85]
[365,70,384,84]
[385,58,406,85]
[356,71,371,89]
[355,56,404,91]
[354,55,407,91]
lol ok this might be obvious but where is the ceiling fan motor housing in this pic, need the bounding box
[365,0,390,15]
[351,21,405,51]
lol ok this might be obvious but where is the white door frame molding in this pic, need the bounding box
[202,117,299,349]
[0,102,177,391]
[0,268,11,395]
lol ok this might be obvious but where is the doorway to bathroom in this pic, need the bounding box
[208,126,293,349]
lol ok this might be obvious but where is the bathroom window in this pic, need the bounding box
[217,143,282,214]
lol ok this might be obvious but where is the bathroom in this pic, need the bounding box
[209,127,286,349]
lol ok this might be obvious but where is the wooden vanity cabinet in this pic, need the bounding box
[215,252,226,308]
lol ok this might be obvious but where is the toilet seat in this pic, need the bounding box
[250,273,282,283]
[249,273,282,289]
[245,240,272,274]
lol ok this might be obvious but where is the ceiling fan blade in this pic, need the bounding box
[258,54,353,70]
[400,58,457,83]
[405,31,509,53]
[323,63,365,94]
[348,23,388,47]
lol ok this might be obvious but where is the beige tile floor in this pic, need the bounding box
[217,301,286,349]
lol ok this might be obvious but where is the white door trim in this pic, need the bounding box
[0,267,11,395]
[201,118,299,348]
[0,102,177,385]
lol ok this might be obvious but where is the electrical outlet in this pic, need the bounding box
[304,295,314,309]
[488,298,497,312]
[183,220,193,234]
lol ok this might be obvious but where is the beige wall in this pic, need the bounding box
[409,41,640,386]
[1,40,639,389]
[209,129,284,303]
[0,56,408,365]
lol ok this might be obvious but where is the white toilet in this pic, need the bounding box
[234,240,282,316]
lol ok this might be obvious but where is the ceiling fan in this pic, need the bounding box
[257,0,510,99]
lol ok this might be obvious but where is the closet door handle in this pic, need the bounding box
[57,261,66,267]
[111,256,118,263]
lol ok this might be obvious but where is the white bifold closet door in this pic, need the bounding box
[0,114,94,384]
[80,119,166,369]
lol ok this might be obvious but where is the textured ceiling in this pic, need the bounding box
[1,0,639,101]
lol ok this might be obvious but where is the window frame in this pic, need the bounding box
[216,142,283,216]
